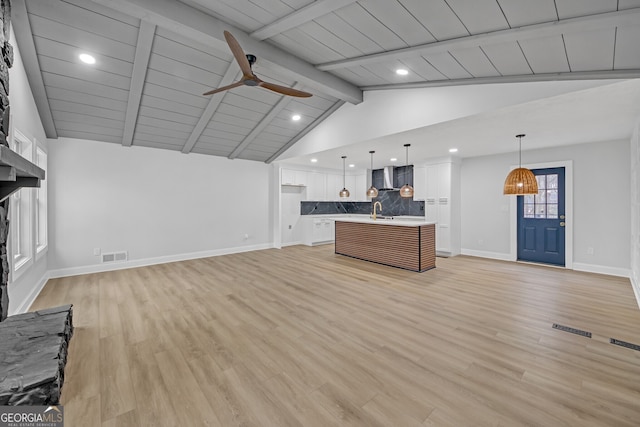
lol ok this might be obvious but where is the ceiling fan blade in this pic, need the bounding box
[224,30,253,77]
[203,80,244,96]
[259,81,313,98]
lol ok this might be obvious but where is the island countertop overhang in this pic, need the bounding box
[332,216,435,227]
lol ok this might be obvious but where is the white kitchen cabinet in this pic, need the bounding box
[281,168,308,186]
[425,162,459,256]
[326,173,342,200]
[355,173,367,201]
[307,171,326,201]
[413,166,427,200]
[302,217,335,245]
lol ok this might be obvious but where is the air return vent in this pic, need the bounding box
[101,251,128,263]
[552,323,592,338]
[610,338,640,352]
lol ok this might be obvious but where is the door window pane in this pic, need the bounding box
[523,173,561,220]
[524,204,534,218]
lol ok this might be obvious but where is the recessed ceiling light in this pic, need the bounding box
[449,148,458,153]
[348,164,355,168]
[310,158,318,163]
[292,114,301,121]
[396,69,409,76]
[79,53,96,64]
[390,158,397,162]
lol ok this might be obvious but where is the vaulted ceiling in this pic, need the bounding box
[12,0,640,163]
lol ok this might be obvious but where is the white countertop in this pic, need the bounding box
[332,216,435,227]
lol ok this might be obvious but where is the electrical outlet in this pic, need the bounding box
[243,234,249,240]
[587,247,594,255]
[93,247,101,256]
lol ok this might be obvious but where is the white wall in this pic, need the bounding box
[281,80,621,160]
[7,27,49,315]
[461,139,630,275]
[630,120,640,305]
[48,138,272,275]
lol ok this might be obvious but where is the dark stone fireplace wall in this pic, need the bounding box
[0,0,11,321]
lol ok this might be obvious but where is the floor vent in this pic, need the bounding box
[101,251,128,263]
[610,338,640,352]
[552,323,592,338]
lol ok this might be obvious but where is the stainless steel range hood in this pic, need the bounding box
[382,166,395,190]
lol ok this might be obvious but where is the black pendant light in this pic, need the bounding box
[503,134,538,195]
[400,144,414,198]
[366,150,379,198]
[339,155,350,198]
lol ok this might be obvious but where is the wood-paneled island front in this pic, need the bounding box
[335,218,436,272]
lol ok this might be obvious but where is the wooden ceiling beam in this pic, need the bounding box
[228,83,304,160]
[266,99,345,164]
[360,70,640,91]
[250,0,357,40]
[122,21,155,147]
[91,0,363,104]
[317,8,640,71]
[181,63,239,154]
[11,0,58,139]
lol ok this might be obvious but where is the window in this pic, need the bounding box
[523,173,558,219]
[9,130,33,274]
[35,147,47,256]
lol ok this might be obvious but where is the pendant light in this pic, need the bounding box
[400,144,414,198]
[503,134,538,195]
[366,150,379,198]
[339,155,350,198]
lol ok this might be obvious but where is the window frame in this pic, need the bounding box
[8,129,35,280]
[35,146,47,259]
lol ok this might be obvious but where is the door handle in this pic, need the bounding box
[560,215,565,219]
[560,222,565,227]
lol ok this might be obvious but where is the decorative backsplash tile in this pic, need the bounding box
[301,190,424,216]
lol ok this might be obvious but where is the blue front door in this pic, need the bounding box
[517,167,566,266]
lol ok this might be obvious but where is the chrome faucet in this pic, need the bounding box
[372,201,382,220]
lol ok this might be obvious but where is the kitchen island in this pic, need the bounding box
[334,217,436,272]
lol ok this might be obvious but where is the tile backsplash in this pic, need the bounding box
[301,190,424,216]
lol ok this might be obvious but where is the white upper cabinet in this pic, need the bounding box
[307,172,326,201]
[355,173,368,201]
[281,168,308,186]
[326,173,342,200]
[413,166,427,200]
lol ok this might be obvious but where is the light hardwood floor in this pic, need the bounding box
[30,245,640,426]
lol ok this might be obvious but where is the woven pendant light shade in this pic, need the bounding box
[503,167,538,195]
[503,134,538,195]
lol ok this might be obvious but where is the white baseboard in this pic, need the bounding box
[462,250,632,279]
[572,262,631,278]
[10,271,51,315]
[48,243,273,279]
[460,248,514,261]
[281,241,303,247]
[630,273,640,310]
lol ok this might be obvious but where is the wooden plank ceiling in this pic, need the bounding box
[11,0,640,163]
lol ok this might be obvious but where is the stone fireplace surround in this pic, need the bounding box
[0,0,73,406]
